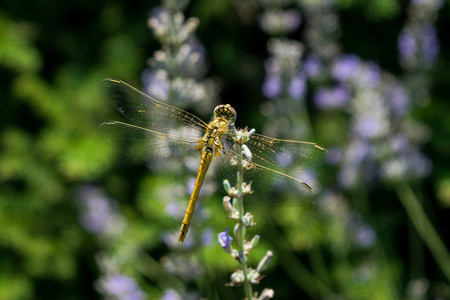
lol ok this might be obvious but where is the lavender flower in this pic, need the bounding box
[327,147,342,166]
[387,83,410,117]
[144,5,216,114]
[313,85,350,110]
[161,289,182,300]
[398,22,439,69]
[262,74,282,98]
[288,72,307,100]
[142,69,170,101]
[398,27,416,62]
[201,227,214,246]
[148,7,199,47]
[421,23,439,66]
[357,62,380,88]
[164,198,184,218]
[353,113,388,139]
[78,185,125,236]
[412,0,443,7]
[303,55,322,78]
[95,273,144,300]
[345,139,373,166]
[332,54,361,82]
[259,9,301,35]
[218,228,233,251]
[348,213,377,248]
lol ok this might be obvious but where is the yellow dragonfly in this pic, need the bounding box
[99,78,328,243]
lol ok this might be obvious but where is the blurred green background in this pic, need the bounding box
[1,0,450,299]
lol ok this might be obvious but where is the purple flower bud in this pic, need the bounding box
[218,228,233,252]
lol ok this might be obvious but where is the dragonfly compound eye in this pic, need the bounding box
[214,104,237,125]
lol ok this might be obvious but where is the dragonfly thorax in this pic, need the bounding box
[213,104,236,126]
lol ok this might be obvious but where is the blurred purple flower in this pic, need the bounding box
[165,198,184,218]
[355,225,377,248]
[412,0,444,8]
[262,74,282,98]
[421,23,439,66]
[303,55,322,78]
[359,62,380,88]
[381,143,432,183]
[293,170,317,190]
[327,147,342,166]
[263,57,278,73]
[387,83,410,117]
[284,9,302,31]
[288,72,307,100]
[218,228,233,249]
[202,227,214,246]
[96,273,144,300]
[398,23,439,68]
[409,151,432,178]
[275,149,294,168]
[314,85,350,110]
[398,28,416,61]
[259,9,301,35]
[78,185,125,235]
[353,115,387,139]
[332,54,361,82]
[338,165,359,189]
[346,140,373,166]
[389,135,409,153]
[161,289,182,300]
[348,213,377,248]
[142,69,170,101]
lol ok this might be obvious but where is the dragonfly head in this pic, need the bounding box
[214,104,236,126]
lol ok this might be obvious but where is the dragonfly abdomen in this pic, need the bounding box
[178,147,214,243]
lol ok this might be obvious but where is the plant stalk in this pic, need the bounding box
[236,142,253,300]
[397,184,450,281]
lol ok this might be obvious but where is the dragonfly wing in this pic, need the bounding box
[243,165,315,206]
[209,145,316,206]
[246,133,328,170]
[99,121,203,175]
[101,78,208,136]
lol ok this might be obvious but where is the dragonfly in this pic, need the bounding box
[99,78,328,243]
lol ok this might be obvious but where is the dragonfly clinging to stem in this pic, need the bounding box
[99,78,328,243]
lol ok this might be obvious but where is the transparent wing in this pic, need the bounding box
[209,142,319,206]
[245,165,314,206]
[99,121,203,175]
[101,78,208,136]
[244,133,328,170]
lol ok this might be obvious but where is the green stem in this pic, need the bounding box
[266,221,330,298]
[397,184,450,281]
[236,142,253,300]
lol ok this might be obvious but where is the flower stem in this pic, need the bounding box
[397,184,450,281]
[236,142,253,300]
